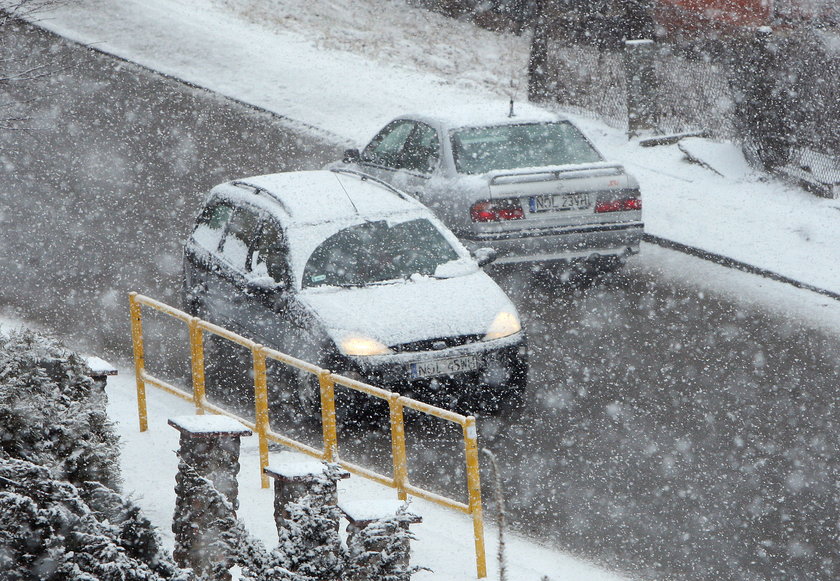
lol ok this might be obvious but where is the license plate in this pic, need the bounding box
[409,355,479,379]
[529,192,591,213]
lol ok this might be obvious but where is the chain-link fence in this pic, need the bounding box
[543,41,627,129]
[652,46,737,139]
[539,28,840,196]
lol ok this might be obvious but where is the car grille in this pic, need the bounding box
[390,334,483,354]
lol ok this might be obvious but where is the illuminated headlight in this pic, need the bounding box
[483,311,521,341]
[339,334,393,356]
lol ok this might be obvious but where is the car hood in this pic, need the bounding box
[298,270,516,348]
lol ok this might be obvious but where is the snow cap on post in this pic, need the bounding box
[168,415,252,437]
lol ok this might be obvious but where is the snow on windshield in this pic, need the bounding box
[451,121,603,175]
[302,218,459,288]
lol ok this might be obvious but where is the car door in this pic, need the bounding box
[358,119,416,182]
[183,197,235,316]
[361,120,441,201]
[205,204,262,332]
[240,217,300,353]
[394,121,441,201]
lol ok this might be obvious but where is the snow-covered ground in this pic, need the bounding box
[18,0,840,578]
[101,369,629,581]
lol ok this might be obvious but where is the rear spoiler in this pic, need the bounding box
[489,163,626,186]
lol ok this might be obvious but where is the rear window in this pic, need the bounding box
[450,121,603,175]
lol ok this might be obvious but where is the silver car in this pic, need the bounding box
[182,170,527,413]
[337,104,643,273]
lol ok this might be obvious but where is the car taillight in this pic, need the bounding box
[470,199,525,222]
[595,196,642,213]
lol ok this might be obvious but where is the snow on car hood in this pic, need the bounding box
[298,269,516,348]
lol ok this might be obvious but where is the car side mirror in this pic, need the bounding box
[472,247,497,268]
[343,148,361,163]
[246,276,285,299]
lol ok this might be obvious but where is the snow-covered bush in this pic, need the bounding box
[344,505,424,581]
[0,329,120,489]
[275,463,347,580]
[0,457,193,581]
[195,462,347,581]
[0,329,193,580]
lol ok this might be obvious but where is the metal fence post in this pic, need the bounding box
[252,346,271,488]
[129,292,149,432]
[319,370,338,461]
[188,318,206,415]
[464,415,487,578]
[389,395,409,501]
[624,38,657,136]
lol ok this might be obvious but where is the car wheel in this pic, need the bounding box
[295,368,323,420]
[592,255,625,274]
[181,277,208,318]
[203,334,253,412]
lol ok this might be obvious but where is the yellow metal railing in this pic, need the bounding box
[128,292,487,578]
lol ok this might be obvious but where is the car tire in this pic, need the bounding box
[203,334,253,412]
[295,368,323,421]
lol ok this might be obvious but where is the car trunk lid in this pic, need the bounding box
[480,162,638,230]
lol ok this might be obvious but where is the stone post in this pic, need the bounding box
[169,415,252,577]
[341,500,422,581]
[264,460,349,533]
[624,38,658,137]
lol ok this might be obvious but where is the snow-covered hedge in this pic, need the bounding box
[0,329,193,580]
[0,329,120,489]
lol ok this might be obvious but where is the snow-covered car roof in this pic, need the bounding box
[212,169,471,290]
[232,170,423,226]
[400,100,565,130]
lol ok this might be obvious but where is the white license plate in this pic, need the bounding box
[409,355,479,379]
[529,192,591,213]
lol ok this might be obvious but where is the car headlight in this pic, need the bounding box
[339,334,393,356]
[484,311,521,341]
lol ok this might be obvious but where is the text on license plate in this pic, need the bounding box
[529,193,591,213]
[410,355,479,379]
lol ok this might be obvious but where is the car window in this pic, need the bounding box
[250,219,291,287]
[219,206,261,271]
[302,218,459,288]
[450,121,603,175]
[400,122,440,174]
[191,201,234,252]
[361,120,415,168]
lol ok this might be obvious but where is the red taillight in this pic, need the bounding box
[595,196,642,213]
[623,198,642,211]
[470,199,525,222]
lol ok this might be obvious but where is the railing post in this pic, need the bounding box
[319,370,338,461]
[252,346,271,488]
[464,416,487,578]
[129,292,149,432]
[389,395,409,501]
[188,318,206,415]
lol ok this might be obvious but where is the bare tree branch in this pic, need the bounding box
[1,0,73,128]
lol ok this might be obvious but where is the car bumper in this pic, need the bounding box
[334,333,528,407]
[464,221,644,264]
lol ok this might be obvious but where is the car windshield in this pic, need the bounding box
[450,121,603,175]
[302,218,460,288]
